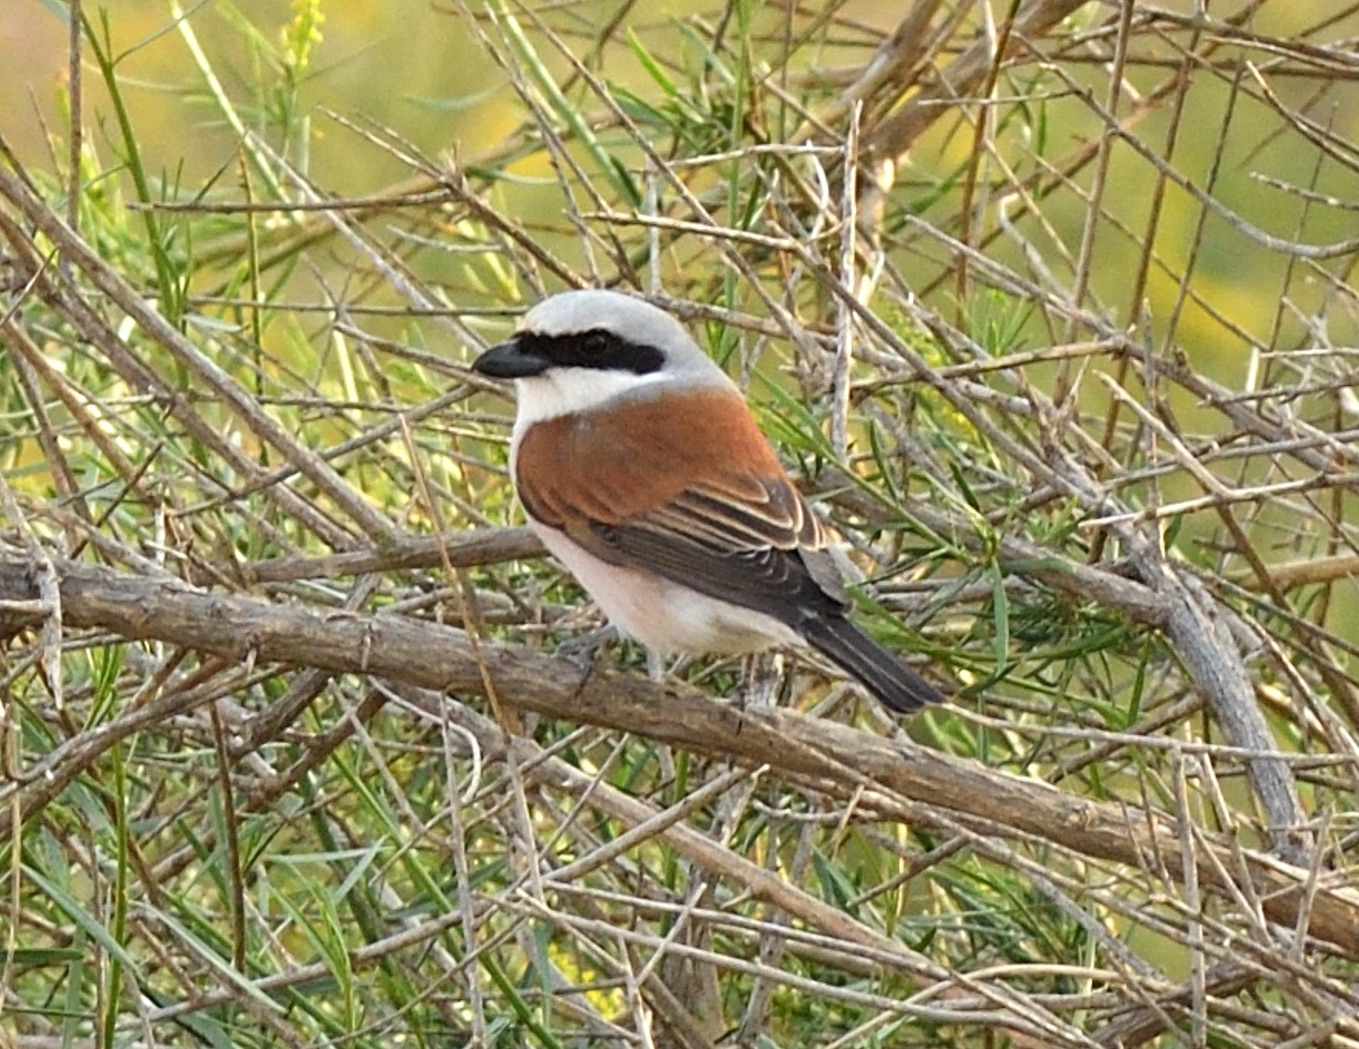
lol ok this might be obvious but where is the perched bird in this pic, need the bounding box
[471,289,945,714]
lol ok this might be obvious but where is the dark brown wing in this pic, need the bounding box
[515,384,945,712]
[515,386,848,624]
[593,479,849,624]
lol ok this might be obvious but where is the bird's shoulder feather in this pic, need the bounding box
[515,384,847,620]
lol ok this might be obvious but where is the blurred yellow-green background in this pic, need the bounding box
[10,0,1359,370]
[5,4,1359,1047]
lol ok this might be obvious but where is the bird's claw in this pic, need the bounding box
[554,623,620,673]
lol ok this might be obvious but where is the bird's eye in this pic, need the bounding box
[580,331,610,358]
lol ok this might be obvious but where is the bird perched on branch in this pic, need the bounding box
[471,288,944,714]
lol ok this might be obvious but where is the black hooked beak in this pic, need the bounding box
[471,336,551,379]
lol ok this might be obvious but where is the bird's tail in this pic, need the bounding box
[801,616,945,714]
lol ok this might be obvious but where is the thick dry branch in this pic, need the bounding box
[222,525,543,584]
[1,550,1357,957]
[239,508,1175,628]
[1231,553,1359,592]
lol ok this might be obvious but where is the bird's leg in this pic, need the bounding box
[557,629,680,695]
[553,623,620,668]
[646,650,691,686]
[646,648,666,684]
[554,624,621,697]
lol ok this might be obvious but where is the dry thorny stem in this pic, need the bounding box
[2,2,1359,1047]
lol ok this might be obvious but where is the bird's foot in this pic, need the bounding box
[554,624,620,671]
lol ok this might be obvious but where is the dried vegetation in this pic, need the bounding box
[2,1,1359,1046]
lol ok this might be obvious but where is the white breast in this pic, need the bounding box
[531,522,802,657]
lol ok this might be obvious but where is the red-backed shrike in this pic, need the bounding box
[472,289,944,714]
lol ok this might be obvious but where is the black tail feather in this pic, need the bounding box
[801,616,945,714]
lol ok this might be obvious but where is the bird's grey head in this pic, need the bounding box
[471,290,732,422]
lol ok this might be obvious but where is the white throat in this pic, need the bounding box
[511,367,668,434]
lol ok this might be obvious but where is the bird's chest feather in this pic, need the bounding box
[530,519,798,655]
